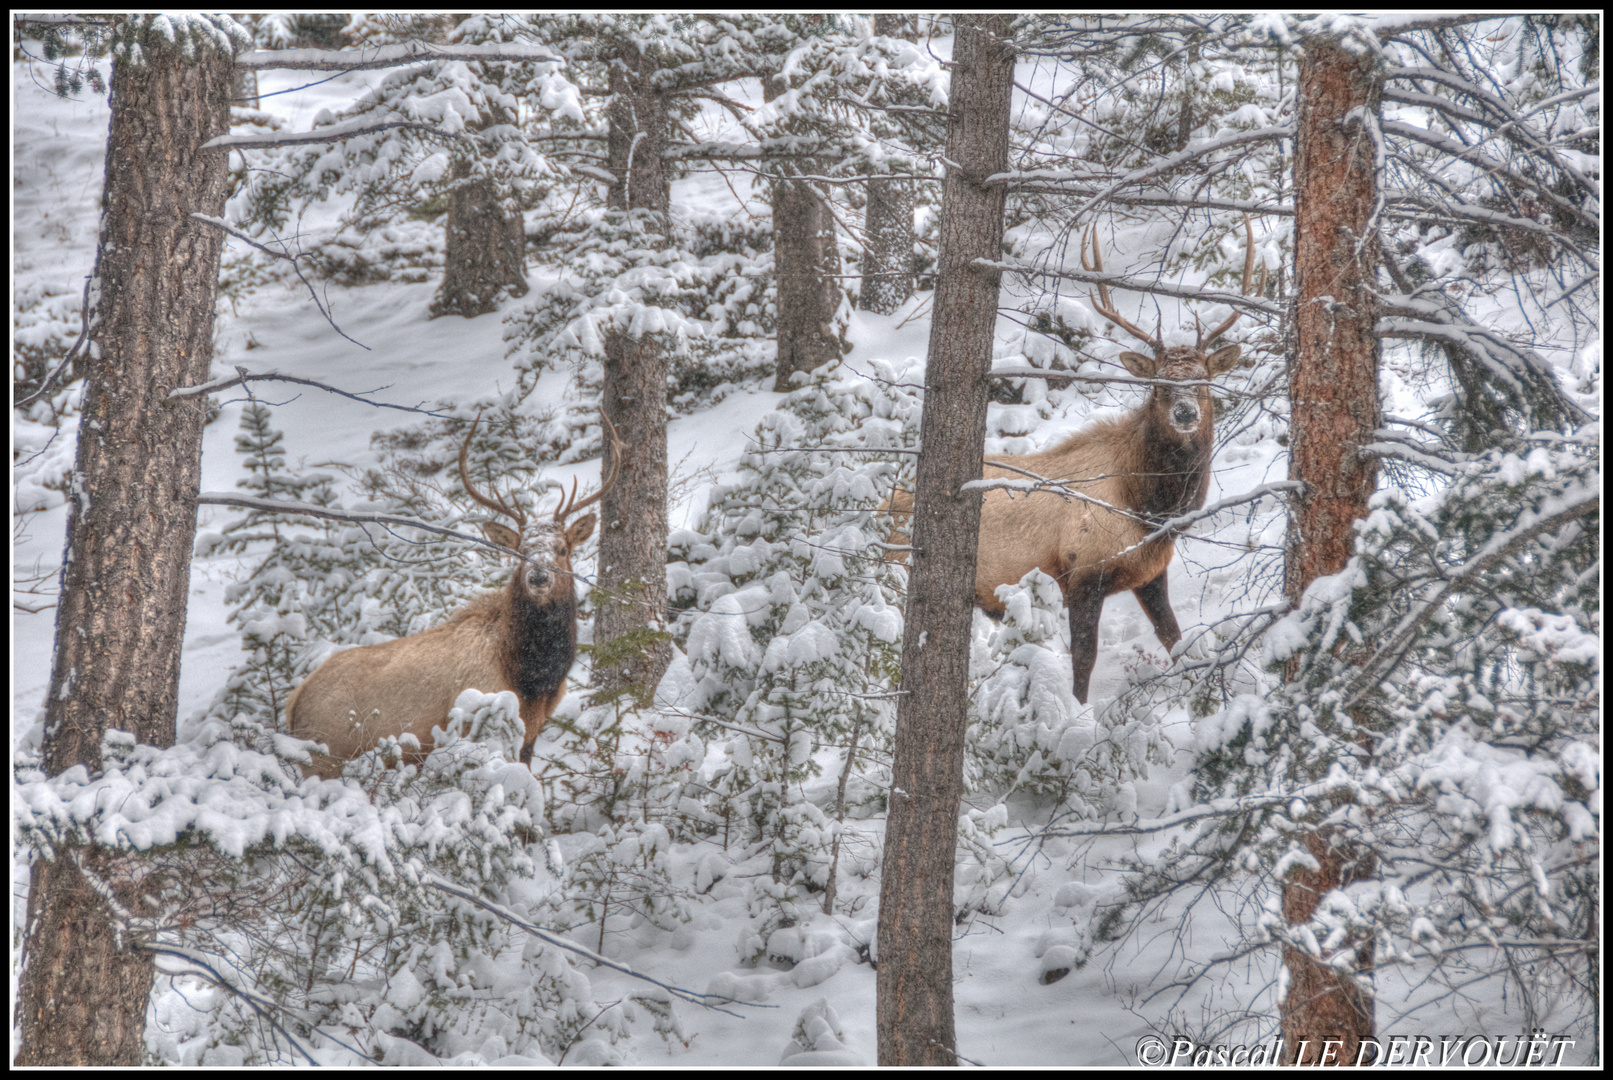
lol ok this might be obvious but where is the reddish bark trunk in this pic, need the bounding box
[1281,36,1382,1066]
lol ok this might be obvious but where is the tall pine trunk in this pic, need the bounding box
[876,14,1014,1067]
[1281,35,1382,1067]
[765,76,846,390]
[430,142,529,318]
[593,44,672,702]
[17,28,233,1066]
[860,15,920,315]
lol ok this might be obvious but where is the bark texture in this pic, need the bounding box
[17,32,233,1066]
[1281,36,1382,1066]
[1287,40,1382,598]
[765,77,846,390]
[858,14,920,315]
[875,14,1014,1067]
[430,149,529,318]
[594,44,672,701]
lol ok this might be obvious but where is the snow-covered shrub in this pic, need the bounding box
[525,696,704,955]
[969,570,1098,806]
[1108,424,1600,1043]
[16,693,661,1065]
[672,362,918,922]
[197,403,342,733]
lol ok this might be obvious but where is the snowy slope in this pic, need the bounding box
[12,43,1572,1068]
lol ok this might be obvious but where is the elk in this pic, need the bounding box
[886,220,1264,703]
[286,412,621,778]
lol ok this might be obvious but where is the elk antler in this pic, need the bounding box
[554,410,623,527]
[1196,215,1268,349]
[1082,226,1162,354]
[458,410,527,530]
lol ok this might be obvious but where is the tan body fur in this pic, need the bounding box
[286,591,569,779]
[288,411,616,780]
[884,220,1262,703]
[972,414,1186,608]
[885,342,1242,704]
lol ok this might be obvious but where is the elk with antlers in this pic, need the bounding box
[287,412,621,777]
[886,219,1265,703]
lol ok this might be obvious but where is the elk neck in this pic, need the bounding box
[1117,391,1215,523]
[500,571,577,703]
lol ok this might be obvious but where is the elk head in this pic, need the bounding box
[1082,217,1265,436]
[458,410,622,601]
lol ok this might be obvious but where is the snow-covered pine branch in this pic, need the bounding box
[1378,306,1591,427]
[234,41,564,72]
[1342,483,1600,706]
[202,115,462,151]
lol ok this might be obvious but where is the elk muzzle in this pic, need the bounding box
[1169,395,1202,432]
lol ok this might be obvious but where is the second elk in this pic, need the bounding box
[287,412,620,777]
[887,219,1265,703]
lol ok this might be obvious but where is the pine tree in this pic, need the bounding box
[202,402,340,732]
[675,365,919,926]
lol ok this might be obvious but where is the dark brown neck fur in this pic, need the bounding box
[500,579,577,703]
[1117,395,1214,524]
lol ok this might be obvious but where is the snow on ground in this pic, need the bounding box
[12,45,1556,1067]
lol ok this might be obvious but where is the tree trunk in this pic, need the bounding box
[1280,36,1382,1067]
[17,30,233,1066]
[861,177,915,315]
[876,15,1013,1067]
[859,14,920,316]
[593,44,672,703]
[765,77,846,391]
[430,94,529,319]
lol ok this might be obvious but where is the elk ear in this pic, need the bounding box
[564,512,596,548]
[480,521,521,552]
[1206,344,1242,376]
[1118,351,1157,378]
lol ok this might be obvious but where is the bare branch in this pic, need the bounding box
[195,493,524,561]
[419,871,772,1015]
[189,214,369,351]
[986,366,1272,399]
[977,258,1284,321]
[1011,125,1294,223]
[170,365,454,418]
[14,275,92,411]
[961,463,1155,528]
[1027,794,1293,839]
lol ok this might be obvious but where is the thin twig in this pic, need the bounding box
[171,365,454,418]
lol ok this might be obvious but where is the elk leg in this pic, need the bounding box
[1065,572,1111,705]
[1133,569,1182,653]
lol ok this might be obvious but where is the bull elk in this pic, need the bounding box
[886,219,1265,703]
[287,411,621,778]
